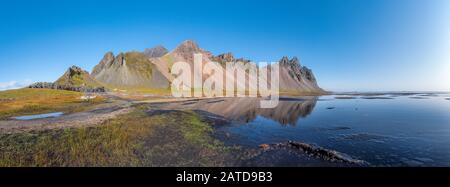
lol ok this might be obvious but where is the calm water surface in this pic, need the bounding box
[213,94,450,166]
[12,112,64,120]
[156,93,450,166]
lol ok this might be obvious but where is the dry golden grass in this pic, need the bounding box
[0,88,104,119]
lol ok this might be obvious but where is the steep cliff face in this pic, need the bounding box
[91,52,115,76]
[278,57,324,94]
[91,52,169,89]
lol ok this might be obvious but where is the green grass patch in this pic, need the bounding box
[0,106,232,166]
[124,52,154,79]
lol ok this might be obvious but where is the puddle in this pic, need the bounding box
[12,112,64,120]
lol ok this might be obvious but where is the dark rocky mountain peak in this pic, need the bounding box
[280,56,301,67]
[144,45,168,58]
[279,56,318,84]
[280,56,290,65]
[67,66,89,77]
[211,52,251,65]
[173,40,201,54]
[290,57,300,66]
[92,52,115,76]
[116,53,126,66]
[211,52,235,64]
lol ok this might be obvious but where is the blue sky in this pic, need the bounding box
[0,0,449,91]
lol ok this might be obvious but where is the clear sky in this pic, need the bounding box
[0,0,449,91]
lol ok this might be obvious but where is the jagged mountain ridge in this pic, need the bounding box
[91,51,170,89]
[49,40,325,94]
[143,45,168,58]
[278,57,324,93]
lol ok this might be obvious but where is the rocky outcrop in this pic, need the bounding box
[260,141,369,166]
[211,52,235,63]
[143,45,168,58]
[55,66,104,88]
[170,40,212,62]
[278,56,324,94]
[211,52,251,66]
[28,82,106,92]
[91,52,115,76]
[280,57,317,83]
[29,66,106,92]
[173,40,202,54]
[28,82,57,89]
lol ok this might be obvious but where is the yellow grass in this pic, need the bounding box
[0,88,104,119]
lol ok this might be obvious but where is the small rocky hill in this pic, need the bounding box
[29,66,106,92]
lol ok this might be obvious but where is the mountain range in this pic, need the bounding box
[30,40,325,95]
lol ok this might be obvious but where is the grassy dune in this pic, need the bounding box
[0,88,104,119]
[0,106,231,166]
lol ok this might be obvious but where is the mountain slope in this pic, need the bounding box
[91,52,169,89]
[55,66,103,88]
[278,57,325,94]
[150,40,215,86]
[89,40,325,94]
[150,40,325,94]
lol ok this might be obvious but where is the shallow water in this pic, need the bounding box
[212,94,450,166]
[12,112,64,120]
[153,93,450,166]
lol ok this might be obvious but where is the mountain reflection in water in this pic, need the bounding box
[151,94,450,166]
[158,97,318,126]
